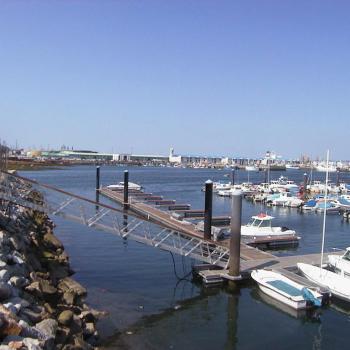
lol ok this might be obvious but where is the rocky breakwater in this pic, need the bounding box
[0,182,105,349]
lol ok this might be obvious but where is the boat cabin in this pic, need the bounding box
[247,214,274,228]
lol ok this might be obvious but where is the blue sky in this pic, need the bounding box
[0,0,349,159]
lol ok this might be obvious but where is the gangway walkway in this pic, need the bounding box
[0,171,233,268]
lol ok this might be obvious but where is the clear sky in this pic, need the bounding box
[0,0,349,159]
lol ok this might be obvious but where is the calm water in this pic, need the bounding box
[21,166,350,349]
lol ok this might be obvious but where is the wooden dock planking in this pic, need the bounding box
[101,187,342,287]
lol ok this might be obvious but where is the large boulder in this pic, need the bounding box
[43,233,63,250]
[58,278,86,297]
[58,310,73,327]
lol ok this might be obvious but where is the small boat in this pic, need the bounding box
[245,165,259,172]
[107,182,142,191]
[302,199,317,211]
[213,181,232,192]
[315,201,340,214]
[251,270,323,310]
[298,263,350,302]
[286,164,300,170]
[335,196,350,210]
[241,213,297,237]
[217,190,231,197]
[316,164,337,173]
[328,248,350,278]
[270,192,303,208]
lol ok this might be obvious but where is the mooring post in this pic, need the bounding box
[264,169,267,183]
[95,166,100,209]
[123,170,129,210]
[229,190,242,279]
[231,169,235,186]
[204,180,213,240]
[303,173,308,200]
[336,170,340,187]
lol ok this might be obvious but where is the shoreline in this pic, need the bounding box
[0,177,105,349]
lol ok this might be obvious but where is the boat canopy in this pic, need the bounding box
[304,199,317,207]
[251,213,274,221]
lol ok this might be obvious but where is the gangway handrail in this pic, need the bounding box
[0,170,231,268]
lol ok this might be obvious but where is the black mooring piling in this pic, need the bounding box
[231,169,235,186]
[229,190,242,279]
[123,170,129,210]
[95,166,100,209]
[204,180,213,240]
[303,173,308,200]
[336,170,340,187]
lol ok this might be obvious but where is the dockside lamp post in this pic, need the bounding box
[123,170,129,210]
[229,190,242,279]
[204,180,213,240]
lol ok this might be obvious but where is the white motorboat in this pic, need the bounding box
[334,196,350,210]
[251,270,323,310]
[316,164,337,173]
[241,213,297,237]
[107,181,142,191]
[298,263,350,302]
[286,164,300,170]
[315,200,340,214]
[245,165,259,172]
[298,151,350,302]
[270,192,303,208]
[213,181,232,192]
[217,190,231,197]
[328,248,350,278]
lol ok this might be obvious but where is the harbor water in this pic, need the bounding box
[21,166,350,349]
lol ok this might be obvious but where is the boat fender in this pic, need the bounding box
[302,288,322,307]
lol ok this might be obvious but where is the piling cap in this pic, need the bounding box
[304,173,308,176]
[205,179,213,184]
[124,170,129,173]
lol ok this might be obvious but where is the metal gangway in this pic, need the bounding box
[0,171,230,268]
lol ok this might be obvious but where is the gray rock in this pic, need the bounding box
[34,318,58,339]
[9,236,26,251]
[0,260,7,268]
[0,345,11,350]
[58,310,73,326]
[23,337,41,350]
[43,232,63,250]
[62,291,75,305]
[2,335,23,344]
[58,277,86,297]
[9,297,30,308]
[0,269,10,282]
[9,276,29,288]
[3,302,19,315]
[83,322,95,337]
[19,320,43,339]
[0,282,13,300]
[20,307,44,323]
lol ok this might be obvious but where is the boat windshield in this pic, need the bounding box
[249,218,272,227]
[343,250,350,261]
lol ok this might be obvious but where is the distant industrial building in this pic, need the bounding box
[169,148,223,165]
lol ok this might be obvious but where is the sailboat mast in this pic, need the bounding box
[320,150,330,268]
